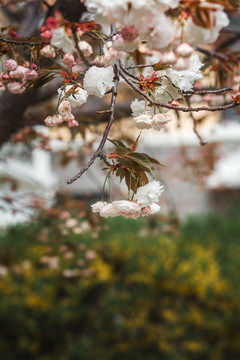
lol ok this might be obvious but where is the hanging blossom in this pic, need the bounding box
[2,59,38,95]
[134,180,164,207]
[83,66,114,97]
[130,99,172,131]
[44,84,88,128]
[91,181,164,219]
[57,84,88,108]
[51,27,75,54]
[184,5,230,45]
[166,54,204,92]
[85,0,177,50]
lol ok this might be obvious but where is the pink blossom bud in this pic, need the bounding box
[9,65,28,79]
[170,100,179,106]
[78,41,93,57]
[134,114,152,130]
[24,70,38,81]
[62,53,75,67]
[121,26,139,42]
[7,82,25,94]
[173,57,189,71]
[4,59,18,71]
[40,45,56,59]
[161,51,177,65]
[0,81,5,91]
[68,119,79,127]
[46,16,58,29]
[44,114,63,127]
[176,42,194,57]
[41,30,53,40]
[151,113,171,131]
[40,25,47,33]
[1,73,9,81]
[58,100,72,115]
[62,113,75,122]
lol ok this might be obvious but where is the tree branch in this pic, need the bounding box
[119,66,239,113]
[186,96,207,146]
[0,37,47,46]
[126,64,155,70]
[197,46,229,61]
[183,88,233,96]
[67,61,120,185]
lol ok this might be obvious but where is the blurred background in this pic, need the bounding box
[0,1,240,359]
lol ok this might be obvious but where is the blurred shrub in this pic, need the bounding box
[1,212,240,360]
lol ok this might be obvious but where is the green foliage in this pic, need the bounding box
[107,138,163,193]
[1,212,240,359]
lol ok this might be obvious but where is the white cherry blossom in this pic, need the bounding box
[51,27,75,54]
[112,200,141,214]
[91,201,107,213]
[175,43,194,58]
[4,59,18,71]
[78,41,93,57]
[167,54,203,92]
[134,114,152,130]
[130,99,154,117]
[58,85,88,108]
[83,66,114,97]
[184,9,229,45]
[40,45,56,59]
[134,181,164,206]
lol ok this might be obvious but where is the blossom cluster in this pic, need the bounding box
[1,59,38,94]
[84,0,229,51]
[1,0,237,220]
[45,66,114,128]
[134,113,172,131]
[91,181,164,219]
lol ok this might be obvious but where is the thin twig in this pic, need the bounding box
[197,46,229,61]
[186,96,207,146]
[67,61,120,184]
[184,88,233,96]
[72,26,93,68]
[119,62,141,81]
[119,67,239,113]
[0,37,47,46]
[126,64,155,70]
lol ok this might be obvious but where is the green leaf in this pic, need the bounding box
[116,168,127,182]
[126,152,155,173]
[114,156,135,169]
[142,153,166,167]
[108,139,130,150]
[154,62,171,71]
[130,134,140,152]
[24,73,56,91]
[41,65,62,71]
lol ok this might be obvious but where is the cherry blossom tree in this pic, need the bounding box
[0,0,239,220]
